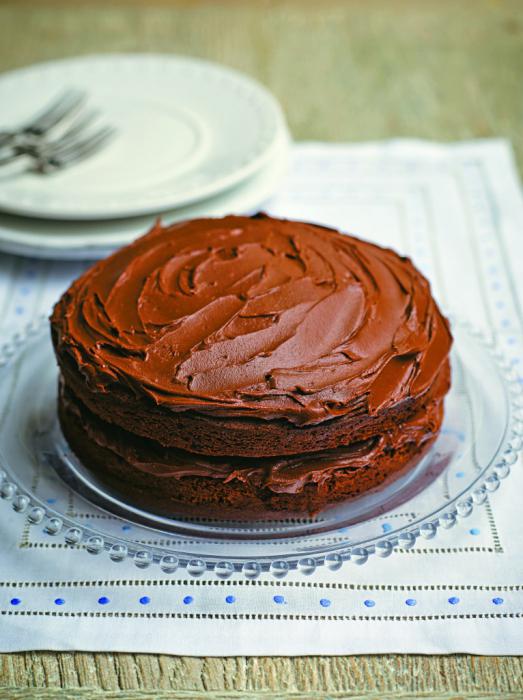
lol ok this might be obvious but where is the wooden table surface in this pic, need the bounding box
[1,0,522,697]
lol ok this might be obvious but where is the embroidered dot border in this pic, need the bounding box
[3,593,507,610]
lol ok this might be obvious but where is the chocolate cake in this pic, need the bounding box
[50,214,452,517]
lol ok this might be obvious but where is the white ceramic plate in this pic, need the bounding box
[0,54,287,220]
[0,132,290,260]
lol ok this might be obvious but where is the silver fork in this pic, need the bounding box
[0,123,116,173]
[34,125,116,174]
[0,89,86,150]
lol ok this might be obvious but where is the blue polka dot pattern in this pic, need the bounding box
[381,523,392,533]
[121,525,132,532]
[456,471,465,478]
[2,583,512,612]
[469,528,480,536]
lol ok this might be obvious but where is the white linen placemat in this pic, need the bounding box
[1,139,522,655]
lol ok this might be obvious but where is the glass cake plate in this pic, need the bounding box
[0,316,521,578]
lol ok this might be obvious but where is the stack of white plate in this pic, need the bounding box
[0,54,290,259]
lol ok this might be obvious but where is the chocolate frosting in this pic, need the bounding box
[52,214,452,426]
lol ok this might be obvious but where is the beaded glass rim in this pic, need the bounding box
[0,314,521,579]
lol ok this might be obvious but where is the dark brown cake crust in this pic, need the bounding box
[58,382,444,518]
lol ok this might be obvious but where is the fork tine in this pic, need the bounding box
[27,89,86,135]
[43,108,100,147]
[22,90,75,130]
[48,125,115,159]
[40,125,116,170]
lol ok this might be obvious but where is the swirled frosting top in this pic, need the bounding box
[51,214,452,425]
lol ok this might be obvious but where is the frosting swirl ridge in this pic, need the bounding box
[52,214,452,425]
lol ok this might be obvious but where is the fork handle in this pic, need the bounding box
[0,131,41,151]
[0,132,14,150]
[0,148,25,167]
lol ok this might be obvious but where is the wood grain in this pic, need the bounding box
[0,0,522,696]
[1,653,523,696]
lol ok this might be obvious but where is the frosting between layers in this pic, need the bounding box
[61,385,443,495]
[51,214,452,426]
